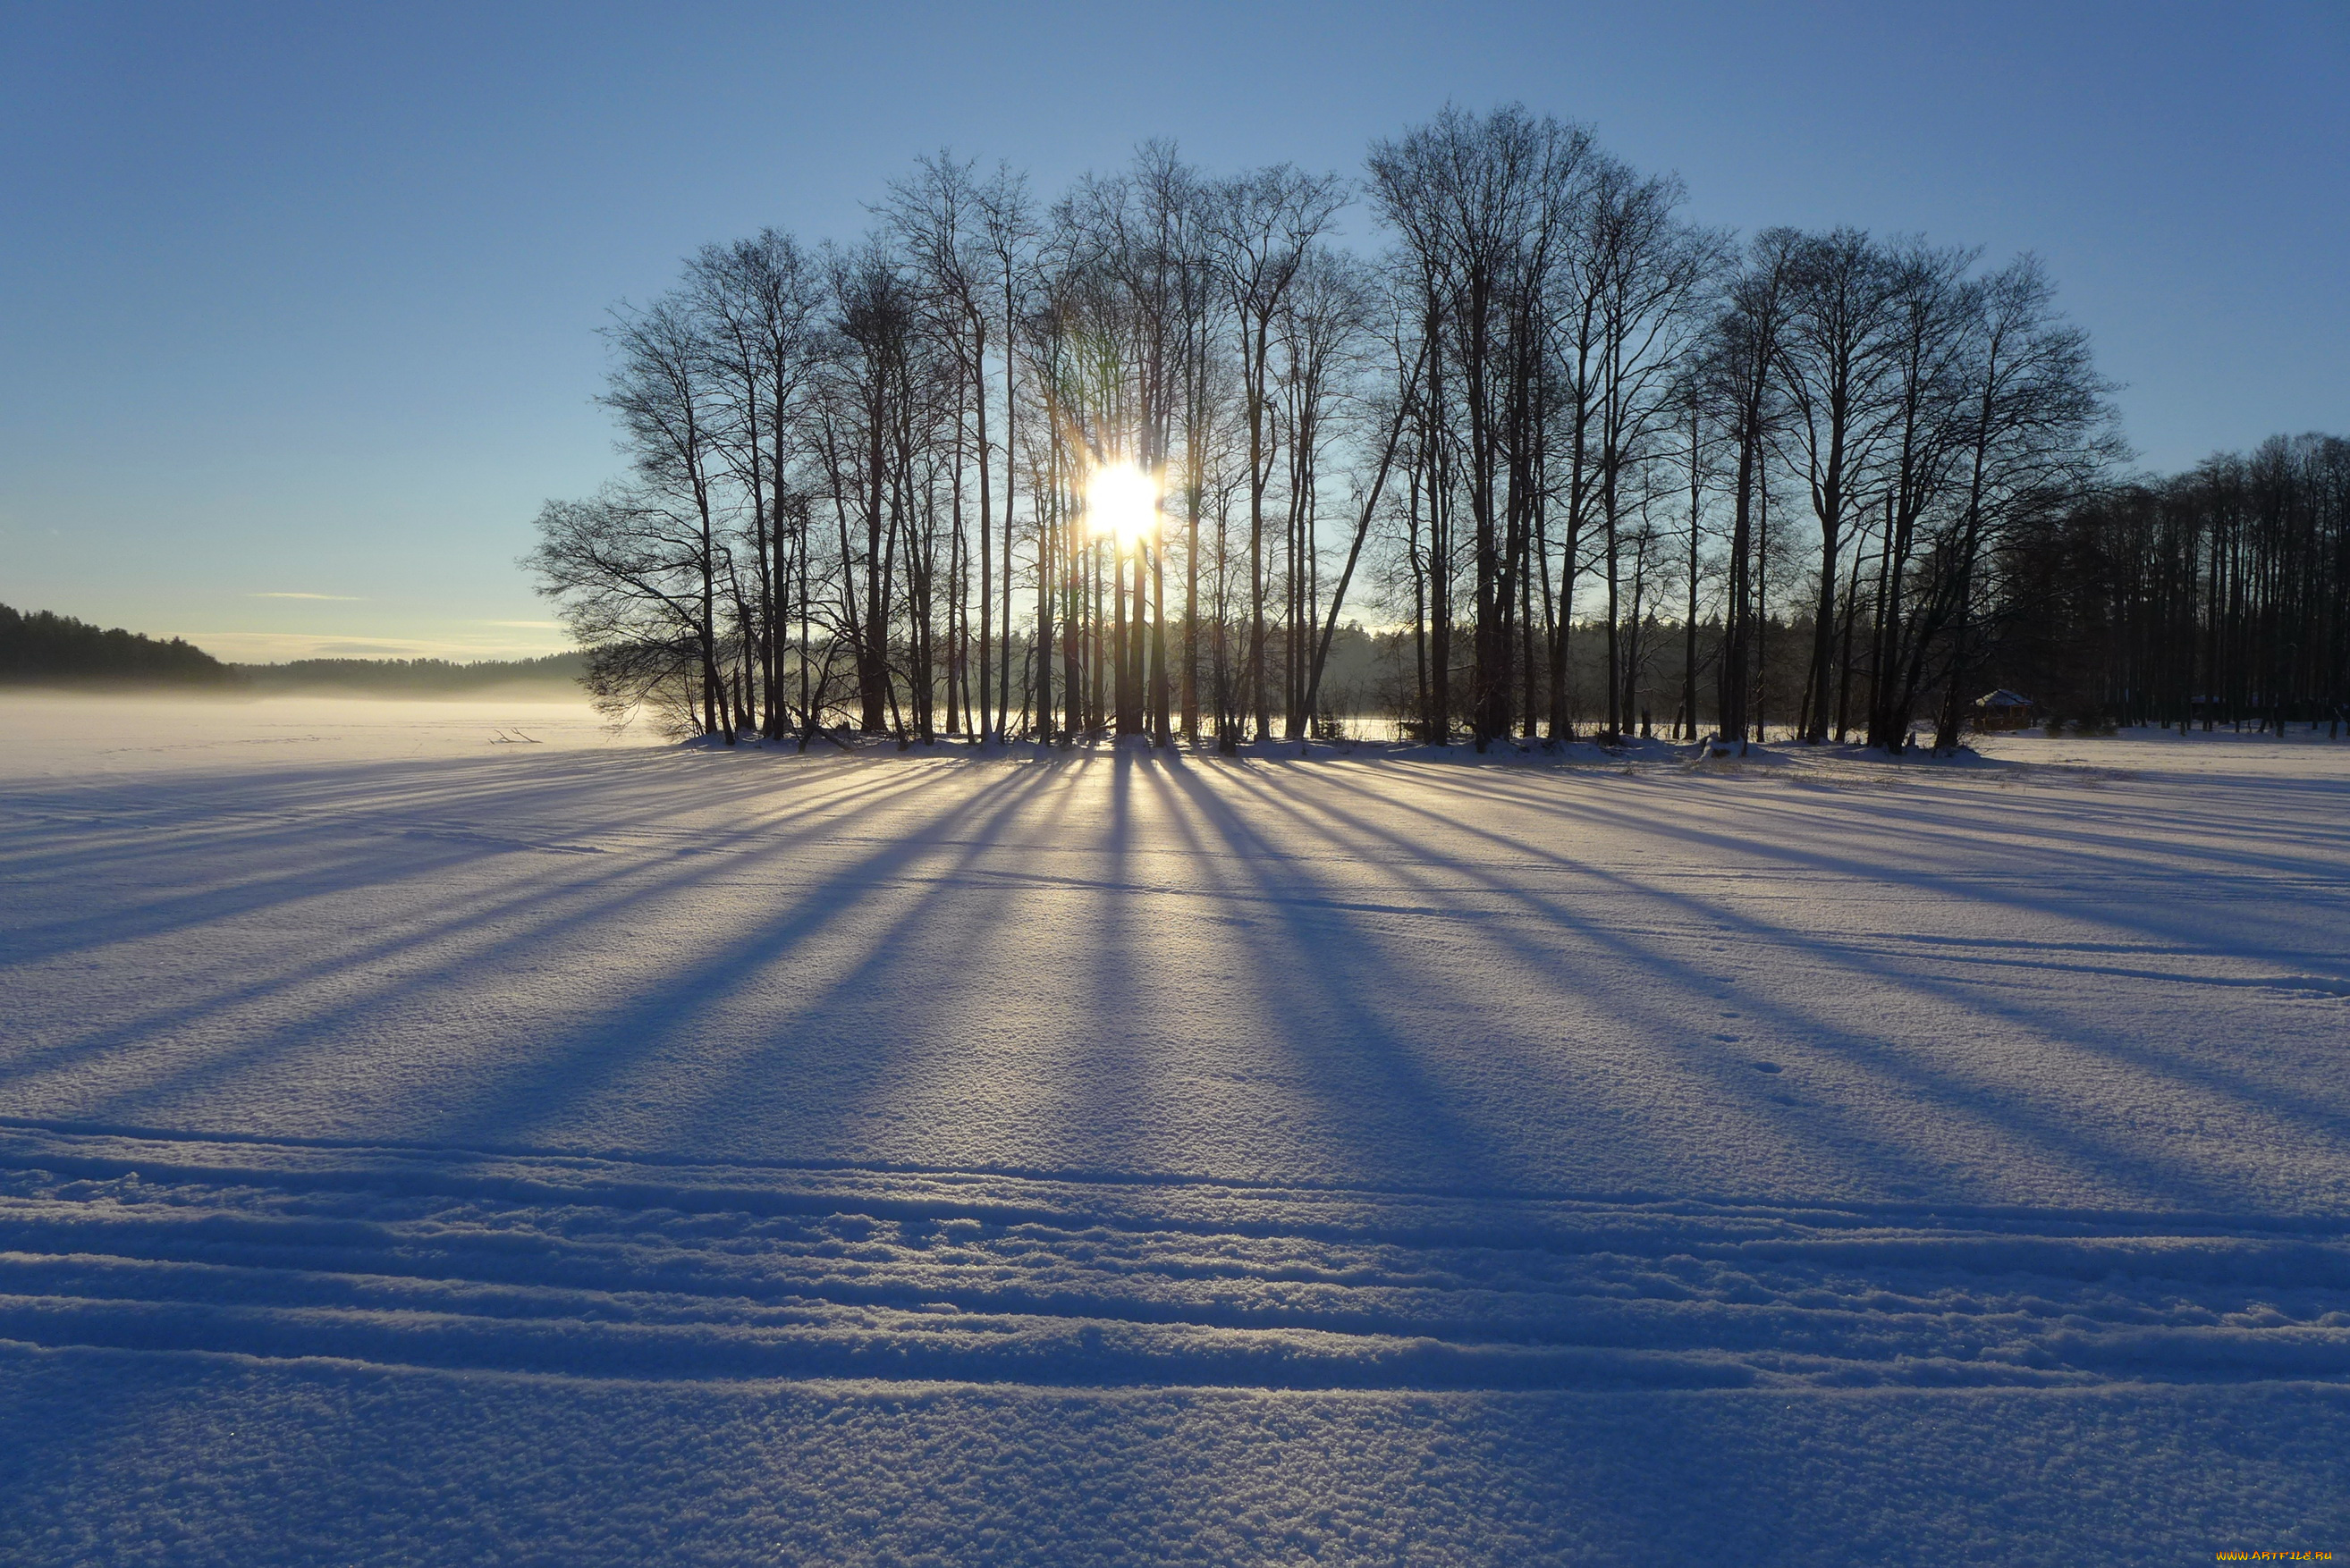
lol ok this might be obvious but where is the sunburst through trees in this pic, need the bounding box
[528,107,2342,753]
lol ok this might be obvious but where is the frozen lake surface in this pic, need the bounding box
[3,695,2346,1563]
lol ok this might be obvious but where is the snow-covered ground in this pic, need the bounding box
[3,695,2346,1564]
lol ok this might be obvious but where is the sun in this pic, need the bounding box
[1085,461,1159,548]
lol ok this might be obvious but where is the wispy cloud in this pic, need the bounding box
[190,628,572,662]
[250,592,365,601]
[194,632,434,659]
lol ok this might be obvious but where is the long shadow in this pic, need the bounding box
[1286,763,2347,1213]
[4,756,949,1024]
[1210,763,1937,1199]
[0,748,931,964]
[1151,758,1520,1195]
[1434,759,2350,909]
[1376,763,2349,982]
[16,738,2346,1227]
[626,755,1095,1159]
[1437,773,2350,1136]
[423,760,1068,1154]
[1720,774,2350,893]
[1286,764,2265,1207]
[13,760,967,1128]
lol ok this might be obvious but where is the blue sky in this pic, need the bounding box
[3,0,2344,660]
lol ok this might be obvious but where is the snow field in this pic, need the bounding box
[4,1344,2344,1565]
[2,1125,2348,1393]
[2,695,2348,1562]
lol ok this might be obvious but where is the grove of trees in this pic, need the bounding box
[529,104,2346,753]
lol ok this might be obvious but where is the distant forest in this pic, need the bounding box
[0,609,583,694]
[528,102,2350,751]
[0,604,232,685]
[235,653,585,694]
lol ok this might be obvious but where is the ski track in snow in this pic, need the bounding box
[3,1124,2349,1395]
[4,698,2350,1562]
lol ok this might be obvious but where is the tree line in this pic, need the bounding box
[0,617,604,695]
[529,103,2339,753]
[0,604,232,685]
[1995,433,2350,733]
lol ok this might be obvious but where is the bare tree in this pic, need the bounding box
[1209,163,1347,746]
[527,488,715,733]
[1923,257,2122,750]
[686,231,824,738]
[1773,229,1903,742]
[1369,104,1594,746]
[1704,230,1799,754]
[599,294,735,739]
[1274,246,1375,737]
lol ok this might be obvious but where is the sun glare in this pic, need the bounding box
[1085,461,1159,547]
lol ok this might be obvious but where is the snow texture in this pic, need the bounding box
[2,695,2347,1563]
